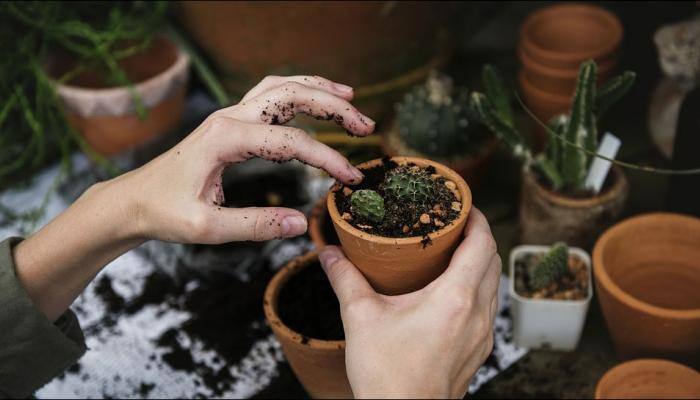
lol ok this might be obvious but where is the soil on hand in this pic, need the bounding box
[277,262,344,341]
[335,158,460,238]
[514,252,589,300]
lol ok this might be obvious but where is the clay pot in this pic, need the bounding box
[263,251,351,399]
[308,196,340,249]
[519,166,629,249]
[518,71,571,129]
[593,213,700,363]
[51,36,189,156]
[327,157,472,295]
[595,359,700,399]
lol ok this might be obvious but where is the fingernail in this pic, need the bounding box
[334,83,353,93]
[319,247,340,269]
[360,113,375,127]
[350,167,364,183]
[281,215,307,237]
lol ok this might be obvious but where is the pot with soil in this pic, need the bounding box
[263,251,350,399]
[49,36,190,156]
[327,156,471,295]
[595,359,700,399]
[382,71,497,188]
[510,243,592,350]
[593,213,700,364]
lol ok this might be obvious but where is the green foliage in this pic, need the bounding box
[396,71,487,159]
[382,166,437,205]
[470,61,635,193]
[350,190,385,224]
[530,242,569,290]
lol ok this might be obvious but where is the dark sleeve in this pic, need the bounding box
[0,237,87,398]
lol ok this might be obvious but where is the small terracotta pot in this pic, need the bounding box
[52,36,190,156]
[308,196,340,249]
[263,251,351,399]
[593,213,700,363]
[519,3,622,70]
[327,157,472,295]
[595,359,700,399]
[519,166,629,249]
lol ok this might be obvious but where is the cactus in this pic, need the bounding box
[529,242,569,290]
[382,166,437,205]
[396,71,484,158]
[350,190,385,224]
[470,61,636,193]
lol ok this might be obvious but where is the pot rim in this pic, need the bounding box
[524,165,628,209]
[509,244,593,305]
[518,46,617,80]
[594,358,700,399]
[593,212,700,319]
[327,156,472,246]
[263,250,345,349]
[519,71,571,104]
[520,3,623,66]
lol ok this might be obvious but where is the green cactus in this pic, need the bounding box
[382,166,437,205]
[396,71,485,158]
[470,61,636,193]
[529,242,569,290]
[350,190,385,224]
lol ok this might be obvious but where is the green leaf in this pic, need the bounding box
[563,60,597,189]
[596,71,636,117]
[482,64,513,126]
[470,92,531,161]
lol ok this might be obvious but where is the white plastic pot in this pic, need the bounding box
[509,245,592,351]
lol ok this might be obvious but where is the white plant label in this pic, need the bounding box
[585,132,621,194]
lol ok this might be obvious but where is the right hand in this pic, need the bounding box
[319,208,500,399]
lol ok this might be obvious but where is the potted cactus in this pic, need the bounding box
[382,71,497,186]
[327,156,471,295]
[471,60,635,248]
[509,242,592,350]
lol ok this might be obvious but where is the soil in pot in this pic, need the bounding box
[334,157,461,239]
[514,249,589,301]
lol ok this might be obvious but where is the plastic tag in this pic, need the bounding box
[585,132,621,194]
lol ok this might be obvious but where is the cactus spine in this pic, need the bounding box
[350,190,385,224]
[529,242,569,290]
[382,166,437,205]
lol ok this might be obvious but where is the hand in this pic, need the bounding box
[319,208,500,399]
[108,75,375,244]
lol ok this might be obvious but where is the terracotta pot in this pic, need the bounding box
[519,3,622,70]
[308,196,340,249]
[263,251,351,399]
[52,36,190,156]
[518,71,571,128]
[595,359,700,399]
[381,120,498,189]
[519,166,629,249]
[593,213,700,363]
[327,157,472,295]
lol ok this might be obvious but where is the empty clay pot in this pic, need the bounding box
[519,166,629,249]
[327,157,472,295]
[593,213,700,364]
[51,36,189,156]
[263,251,351,399]
[595,359,700,399]
[308,196,340,249]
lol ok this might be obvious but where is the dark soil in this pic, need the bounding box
[277,261,344,341]
[513,252,589,300]
[334,157,460,238]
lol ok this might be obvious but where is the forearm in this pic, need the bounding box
[12,178,144,321]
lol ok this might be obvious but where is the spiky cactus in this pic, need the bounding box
[529,242,569,290]
[350,190,385,224]
[382,166,437,204]
[470,61,636,192]
[396,71,483,158]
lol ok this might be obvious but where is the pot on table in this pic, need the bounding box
[595,359,700,399]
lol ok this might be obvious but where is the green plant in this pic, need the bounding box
[396,71,487,159]
[382,166,437,205]
[470,61,635,193]
[350,190,385,224]
[529,242,569,290]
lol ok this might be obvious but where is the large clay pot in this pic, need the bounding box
[519,166,629,249]
[593,213,700,364]
[327,156,472,295]
[177,1,457,127]
[263,251,351,399]
[51,36,190,156]
[595,359,700,399]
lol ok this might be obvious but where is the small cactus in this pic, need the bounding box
[350,190,385,224]
[529,242,569,290]
[382,166,437,204]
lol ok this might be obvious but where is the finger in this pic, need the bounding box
[240,75,354,103]
[221,82,375,136]
[205,206,308,243]
[319,245,376,306]
[209,118,364,184]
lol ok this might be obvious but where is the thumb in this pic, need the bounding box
[215,207,307,242]
[319,246,376,306]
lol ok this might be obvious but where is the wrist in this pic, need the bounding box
[85,176,147,245]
